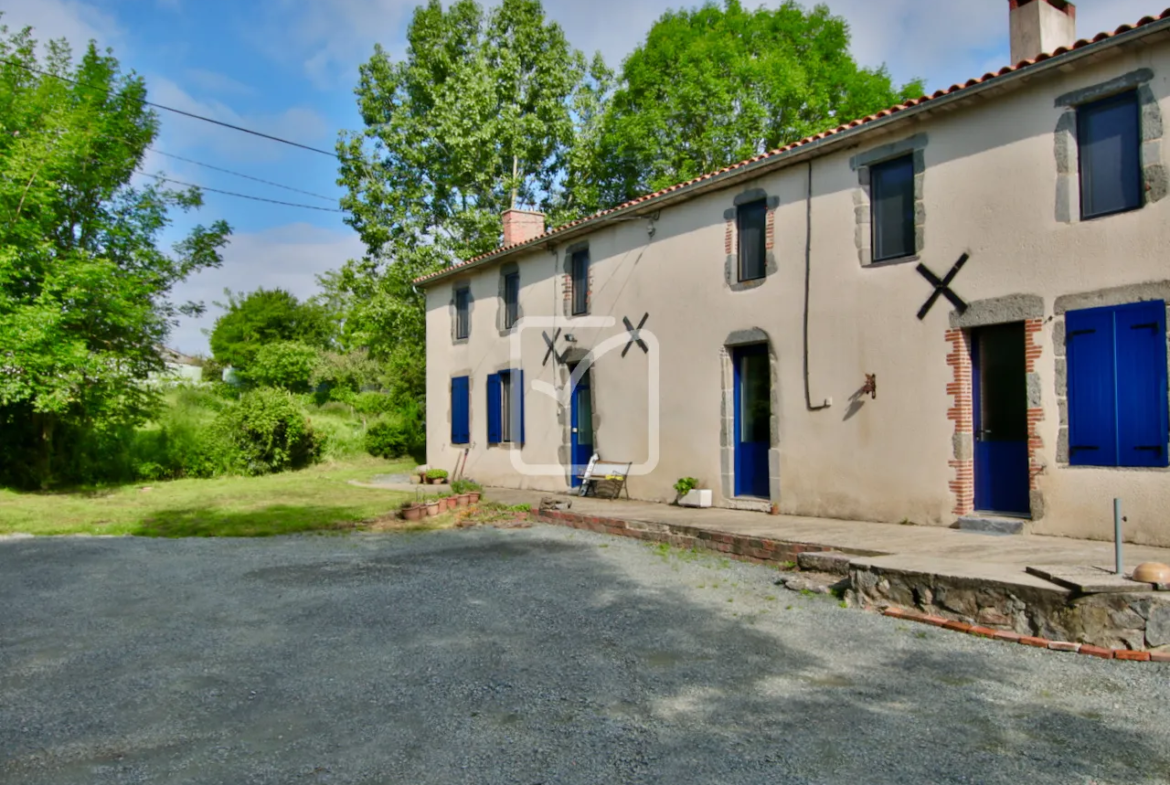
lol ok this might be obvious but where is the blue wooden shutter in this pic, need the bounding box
[1066,307,1118,466]
[1114,301,1169,467]
[513,369,525,445]
[451,376,470,445]
[486,373,502,444]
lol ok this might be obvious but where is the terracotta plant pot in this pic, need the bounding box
[456,494,470,507]
[426,502,440,516]
[401,505,423,522]
[447,496,460,510]
[468,492,481,504]
[437,498,449,513]
[430,477,445,485]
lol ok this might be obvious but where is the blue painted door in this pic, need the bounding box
[570,368,594,488]
[972,323,1031,516]
[734,344,771,499]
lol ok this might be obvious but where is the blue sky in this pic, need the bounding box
[3,0,1157,354]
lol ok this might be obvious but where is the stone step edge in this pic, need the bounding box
[881,607,1170,662]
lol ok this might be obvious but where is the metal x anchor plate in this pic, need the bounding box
[622,314,649,357]
[916,253,970,320]
[542,328,564,366]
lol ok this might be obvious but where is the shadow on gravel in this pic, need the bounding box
[2,529,1168,785]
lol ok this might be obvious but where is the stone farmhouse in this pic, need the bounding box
[417,1,1170,547]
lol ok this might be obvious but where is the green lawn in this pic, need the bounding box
[0,457,426,537]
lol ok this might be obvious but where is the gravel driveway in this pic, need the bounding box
[3,525,1169,785]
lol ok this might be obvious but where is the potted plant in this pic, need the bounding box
[447,495,461,509]
[401,501,424,522]
[453,478,482,503]
[426,468,448,485]
[425,500,441,516]
[437,497,449,513]
[675,477,712,508]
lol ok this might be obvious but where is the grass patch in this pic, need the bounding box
[0,456,417,537]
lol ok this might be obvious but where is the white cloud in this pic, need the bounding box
[167,223,365,356]
[0,0,122,57]
[183,67,258,98]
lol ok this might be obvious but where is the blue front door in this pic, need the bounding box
[570,368,594,488]
[972,323,1031,516]
[734,344,771,499]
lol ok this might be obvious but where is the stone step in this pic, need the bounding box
[797,551,853,575]
[779,572,850,596]
[957,515,1026,536]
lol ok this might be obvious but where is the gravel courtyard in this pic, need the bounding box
[3,525,1169,785]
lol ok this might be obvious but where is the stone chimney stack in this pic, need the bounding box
[1009,0,1077,64]
[501,209,545,247]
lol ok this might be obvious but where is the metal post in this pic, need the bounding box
[1114,498,1124,577]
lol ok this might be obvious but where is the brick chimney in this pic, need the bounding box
[1009,0,1076,64]
[502,209,545,247]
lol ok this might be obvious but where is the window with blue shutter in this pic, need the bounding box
[485,370,524,446]
[1066,301,1168,468]
[486,373,502,444]
[451,376,470,445]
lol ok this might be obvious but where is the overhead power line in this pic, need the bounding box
[5,59,339,159]
[136,171,345,213]
[148,149,337,202]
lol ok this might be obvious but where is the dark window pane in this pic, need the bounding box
[737,200,767,281]
[871,155,915,262]
[572,251,589,315]
[740,352,771,443]
[1079,91,1141,219]
[504,273,519,328]
[455,288,470,339]
[500,372,512,443]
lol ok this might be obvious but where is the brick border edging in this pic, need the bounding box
[534,510,834,565]
[882,607,1169,663]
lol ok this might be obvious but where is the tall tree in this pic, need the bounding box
[0,25,231,487]
[583,0,926,208]
[335,0,604,405]
[209,288,333,369]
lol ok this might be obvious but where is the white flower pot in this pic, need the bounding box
[679,489,712,508]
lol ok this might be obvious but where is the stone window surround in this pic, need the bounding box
[1053,68,1167,224]
[1052,281,1170,470]
[719,328,781,512]
[849,133,927,267]
[497,262,522,336]
[947,295,1048,521]
[561,241,594,318]
[450,284,473,345]
[723,189,779,292]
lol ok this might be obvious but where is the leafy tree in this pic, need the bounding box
[0,26,231,488]
[208,288,332,369]
[334,0,604,406]
[246,341,321,392]
[583,0,926,208]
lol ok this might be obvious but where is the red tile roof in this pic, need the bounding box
[416,8,1170,285]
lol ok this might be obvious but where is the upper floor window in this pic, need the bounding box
[571,250,589,315]
[737,200,767,282]
[871,155,915,262]
[1078,91,1142,220]
[455,287,470,340]
[503,272,520,329]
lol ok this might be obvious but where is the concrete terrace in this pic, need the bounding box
[487,487,1170,588]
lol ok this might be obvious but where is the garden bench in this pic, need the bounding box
[577,454,632,499]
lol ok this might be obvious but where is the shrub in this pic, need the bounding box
[352,391,394,415]
[425,468,448,480]
[451,479,481,494]
[365,407,425,461]
[214,388,322,475]
[674,477,699,496]
[246,341,321,392]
